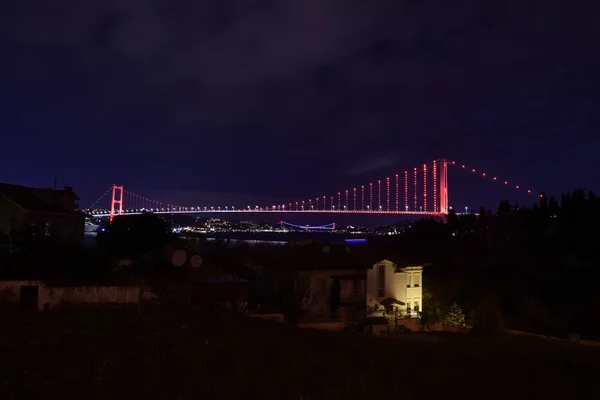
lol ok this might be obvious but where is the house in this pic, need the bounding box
[366,261,423,324]
[258,243,424,330]
[0,183,84,245]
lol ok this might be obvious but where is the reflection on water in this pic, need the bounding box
[206,238,287,246]
[84,231,369,248]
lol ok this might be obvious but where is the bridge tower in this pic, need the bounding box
[110,184,124,222]
[439,159,448,214]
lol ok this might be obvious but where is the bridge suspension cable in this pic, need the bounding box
[447,160,536,197]
[86,186,112,209]
[279,221,336,230]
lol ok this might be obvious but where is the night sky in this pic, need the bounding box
[1,1,599,215]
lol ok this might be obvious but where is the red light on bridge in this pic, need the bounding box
[462,165,465,168]
[482,173,486,176]
[504,181,508,184]
[472,169,476,172]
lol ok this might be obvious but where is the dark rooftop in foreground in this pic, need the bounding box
[0,183,79,214]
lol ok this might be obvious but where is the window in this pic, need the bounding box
[413,273,420,287]
[407,273,412,288]
[377,265,385,297]
[352,280,359,298]
[414,301,420,313]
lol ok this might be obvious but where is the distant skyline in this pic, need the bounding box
[2,1,598,211]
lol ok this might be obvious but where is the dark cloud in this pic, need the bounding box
[1,0,599,206]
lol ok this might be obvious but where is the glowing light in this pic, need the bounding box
[504,181,508,185]
[353,188,357,211]
[515,185,519,189]
[315,197,319,210]
[345,189,349,210]
[404,171,408,211]
[369,183,373,211]
[337,192,341,210]
[378,180,381,210]
[346,239,367,244]
[361,185,365,211]
[395,174,399,211]
[423,164,427,212]
[413,167,417,211]
[386,177,390,211]
[472,169,476,172]
[493,177,497,180]
[433,160,437,212]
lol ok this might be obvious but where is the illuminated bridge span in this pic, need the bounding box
[280,221,336,230]
[86,158,536,220]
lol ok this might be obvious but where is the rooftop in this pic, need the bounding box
[0,183,79,214]
[256,242,423,271]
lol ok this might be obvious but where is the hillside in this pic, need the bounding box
[1,307,598,399]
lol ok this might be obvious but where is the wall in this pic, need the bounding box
[48,286,156,306]
[297,269,366,316]
[0,196,23,235]
[28,212,85,246]
[0,280,49,311]
[0,281,156,310]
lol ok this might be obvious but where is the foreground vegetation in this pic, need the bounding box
[1,307,599,399]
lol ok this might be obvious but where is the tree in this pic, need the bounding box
[471,295,504,336]
[444,302,465,327]
[282,275,318,323]
[96,213,174,258]
[420,290,443,329]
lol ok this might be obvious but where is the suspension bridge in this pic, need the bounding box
[85,158,535,220]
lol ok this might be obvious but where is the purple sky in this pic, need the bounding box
[1,0,599,213]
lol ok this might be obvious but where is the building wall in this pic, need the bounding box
[0,281,156,311]
[297,269,366,316]
[0,280,51,311]
[48,286,156,306]
[0,196,24,235]
[27,212,85,245]
[366,261,423,316]
[0,195,84,245]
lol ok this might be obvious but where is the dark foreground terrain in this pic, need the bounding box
[1,307,599,399]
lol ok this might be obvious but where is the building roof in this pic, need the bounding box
[0,183,77,214]
[380,297,406,306]
[256,242,420,271]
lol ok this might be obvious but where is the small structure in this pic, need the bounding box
[0,183,84,245]
[257,243,425,331]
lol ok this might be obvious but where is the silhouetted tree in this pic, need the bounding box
[96,213,174,258]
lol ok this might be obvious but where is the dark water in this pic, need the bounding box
[192,231,371,246]
[85,231,372,248]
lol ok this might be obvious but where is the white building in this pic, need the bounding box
[366,260,423,319]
